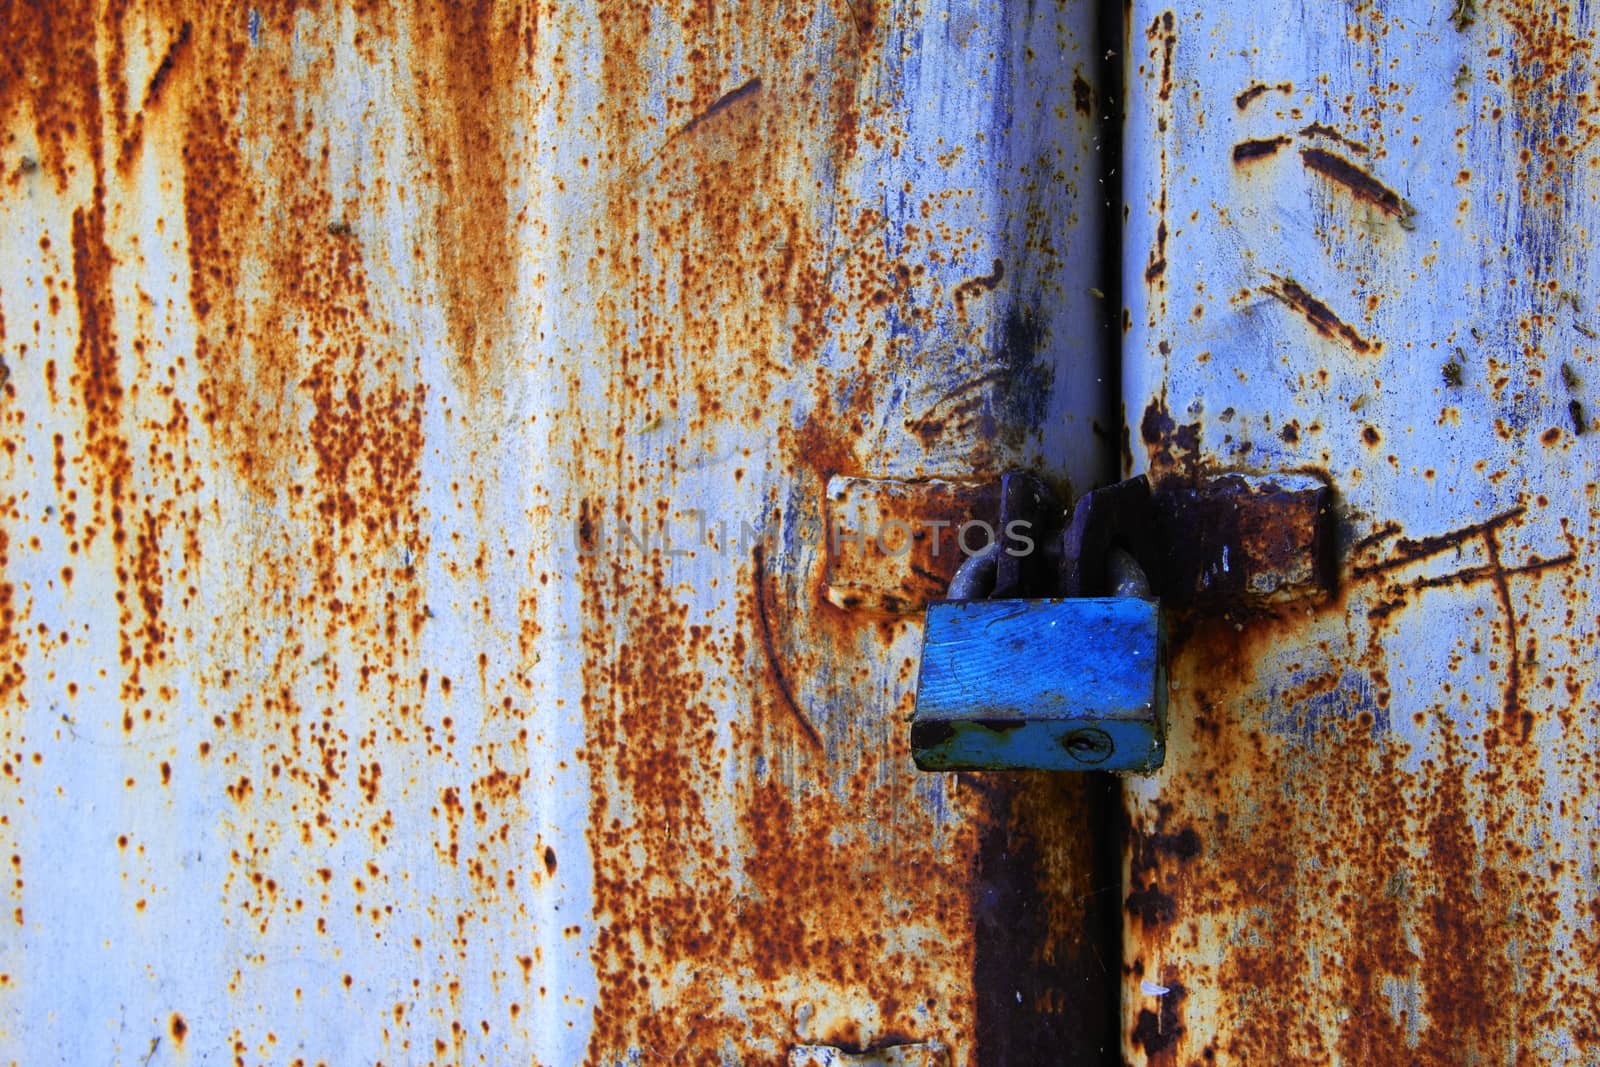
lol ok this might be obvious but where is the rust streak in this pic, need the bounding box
[953,257,1005,313]
[117,21,193,172]
[903,370,1008,436]
[1144,221,1167,283]
[1298,121,1367,154]
[1350,507,1525,578]
[1299,147,1413,220]
[1406,553,1575,593]
[1349,520,1403,556]
[1481,526,1528,741]
[751,545,822,752]
[1235,81,1291,109]
[1073,72,1094,116]
[1231,136,1290,164]
[1153,11,1175,103]
[1260,275,1377,354]
[141,21,192,114]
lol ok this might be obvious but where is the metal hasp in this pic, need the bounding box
[910,471,1333,773]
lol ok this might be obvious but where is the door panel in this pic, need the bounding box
[1123,3,1600,1062]
[0,1,1112,1063]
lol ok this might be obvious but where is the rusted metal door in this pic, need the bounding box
[1123,2,1600,1062]
[0,2,1120,1064]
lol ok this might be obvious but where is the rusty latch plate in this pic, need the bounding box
[1149,472,1333,608]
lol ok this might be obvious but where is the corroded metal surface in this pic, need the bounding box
[824,476,1001,613]
[0,1,1113,1064]
[1148,474,1333,608]
[1124,1,1600,1062]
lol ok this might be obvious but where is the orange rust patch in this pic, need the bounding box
[0,2,99,187]
[117,19,193,171]
[412,2,529,400]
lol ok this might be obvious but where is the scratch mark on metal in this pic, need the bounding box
[677,77,763,144]
[1298,122,1368,154]
[629,77,766,179]
[1351,507,1527,578]
[1351,506,1576,742]
[1235,81,1291,110]
[1260,274,1377,353]
[751,545,823,752]
[1299,147,1414,221]
[1232,136,1290,163]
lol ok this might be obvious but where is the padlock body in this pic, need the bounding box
[912,598,1167,772]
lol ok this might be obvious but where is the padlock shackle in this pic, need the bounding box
[946,541,1002,600]
[1057,474,1159,598]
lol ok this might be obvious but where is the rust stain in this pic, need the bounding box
[1073,71,1094,116]
[1139,393,1201,477]
[1299,147,1414,221]
[1153,11,1175,103]
[1144,220,1167,283]
[1124,4,1600,1063]
[72,177,172,703]
[0,1,99,188]
[1130,567,1573,1062]
[1297,121,1367,154]
[823,477,1001,613]
[1234,81,1291,110]
[677,76,763,143]
[1231,135,1290,164]
[1350,507,1577,743]
[70,201,133,524]
[141,19,193,112]
[574,3,995,1055]
[1144,13,1176,299]
[1260,274,1378,354]
[903,370,1007,449]
[1129,978,1185,1063]
[117,19,193,171]
[0,530,18,705]
[952,257,1005,316]
[414,1,530,400]
[0,1,1112,1060]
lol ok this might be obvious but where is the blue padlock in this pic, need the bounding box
[912,596,1167,772]
[911,474,1168,773]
